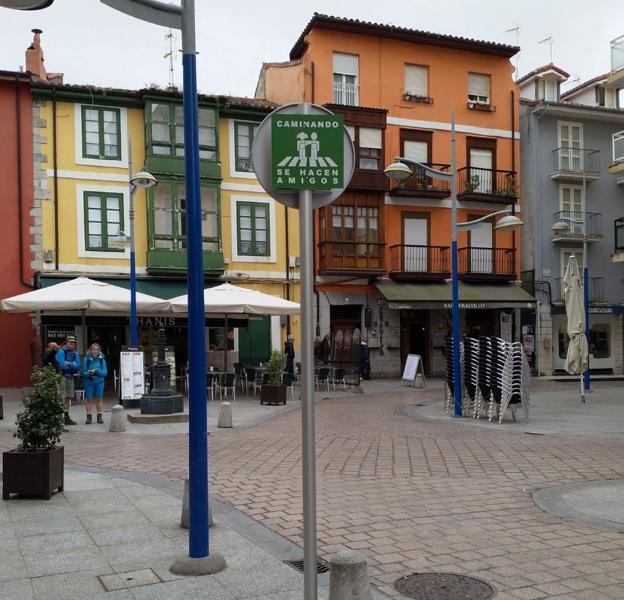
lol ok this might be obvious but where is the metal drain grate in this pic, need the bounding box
[283,558,330,574]
[395,572,494,600]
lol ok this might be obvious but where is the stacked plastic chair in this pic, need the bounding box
[498,341,530,423]
[462,337,480,416]
[473,336,493,418]
[487,337,510,422]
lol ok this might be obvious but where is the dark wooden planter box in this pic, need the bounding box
[2,446,64,500]
[260,384,287,405]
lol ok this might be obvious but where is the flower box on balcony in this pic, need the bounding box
[403,93,433,104]
[467,101,496,112]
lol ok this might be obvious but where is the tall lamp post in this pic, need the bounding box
[385,119,523,418]
[128,166,157,347]
[1,0,226,575]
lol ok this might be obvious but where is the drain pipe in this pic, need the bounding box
[52,87,60,271]
[285,205,291,335]
[15,74,33,288]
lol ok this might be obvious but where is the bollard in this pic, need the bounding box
[108,405,126,432]
[181,476,213,529]
[329,550,371,600]
[217,401,233,428]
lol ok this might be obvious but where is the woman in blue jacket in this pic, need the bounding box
[81,343,108,424]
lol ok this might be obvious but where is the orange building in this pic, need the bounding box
[256,15,534,377]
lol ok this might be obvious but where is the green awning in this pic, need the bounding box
[40,276,219,300]
[375,280,536,309]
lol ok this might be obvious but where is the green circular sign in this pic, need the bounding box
[251,103,355,209]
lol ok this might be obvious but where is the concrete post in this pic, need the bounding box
[217,402,232,428]
[109,405,126,432]
[329,550,371,600]
[181,477,213,529]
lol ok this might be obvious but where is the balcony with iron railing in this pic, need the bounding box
[551,211,604,243]
[332,82,359,106]
[388,163,452,199]
[389,245,450,281]
[457,167,518,203]
[318,240,385,276]
[609,131,624,180]
[458,247,516,281]
[551,147,601,181]
[555,276,606,303]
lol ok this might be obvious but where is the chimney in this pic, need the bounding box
[25,28,63,84]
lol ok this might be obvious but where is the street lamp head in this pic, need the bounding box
[384,161,413,182]
[130,171,158,189]
[551,220,570,233]
[494,214,524,231]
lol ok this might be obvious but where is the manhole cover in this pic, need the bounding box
[394,572,494,600]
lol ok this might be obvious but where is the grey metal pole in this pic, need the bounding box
[582,173,590,396]
[300,184,318,600]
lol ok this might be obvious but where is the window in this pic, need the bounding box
[237,202,269,256]
[344,125,384,170]
[234,122,258,172]
[82,106,121,160]
[148,102,217,160]
[468,73,490,104]
[333,52,358,105]
[356,206,379,255]
[613,130,624,163]
[538,78,557,101]
[404,64,428,97]
[596,86,616,108]
[83,192,124,252]
[559,324,611,359]
[559,185,583,234]
[150,181,219,252]
[358,128,382,169]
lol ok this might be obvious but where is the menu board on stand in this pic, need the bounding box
[120,346,145,408]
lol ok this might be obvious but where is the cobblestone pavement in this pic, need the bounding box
[4,382,624,599]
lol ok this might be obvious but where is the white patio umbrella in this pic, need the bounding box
[563,254,589,402]
[169,282,300,371]
[1,276,170,351]
[1,276,170,313]
[168,282,300,315]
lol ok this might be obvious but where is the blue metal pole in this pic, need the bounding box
[129,213,137,347]
[181,1,209,558]
[450,110,462,417]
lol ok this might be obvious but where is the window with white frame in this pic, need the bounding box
[612,130,624,163]
[234,121,258,172]
[343,125,383,170]
[333,52,358,106]
[538,78,557,101]
[559,184,583,234]
[468,72,490,104]
[237,201,270,256]
[82,106,121,160]
[84,191,124,252]
[595,86,616,108]
[404,64,428,97]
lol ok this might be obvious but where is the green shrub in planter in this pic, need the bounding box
[260,351,287,405]
[15,366,64,450]
[3,366,65,500]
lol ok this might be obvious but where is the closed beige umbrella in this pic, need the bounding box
[563,254,589,402]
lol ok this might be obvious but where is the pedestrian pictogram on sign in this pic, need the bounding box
[271,114,344,190]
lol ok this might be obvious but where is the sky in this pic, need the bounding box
[1,0,623,98]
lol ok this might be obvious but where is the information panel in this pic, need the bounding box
[120,347,145,401]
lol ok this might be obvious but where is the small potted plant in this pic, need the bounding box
[260,350,287,405]
[464,175,481,193]
[2,366,65,500]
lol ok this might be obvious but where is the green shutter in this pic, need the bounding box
[238,316,271,365]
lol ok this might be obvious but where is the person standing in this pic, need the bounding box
[42,342,59,370]
[55,336,80,425]
[320,334,331,364]
[284,335,295,374]
[81,343,108,425]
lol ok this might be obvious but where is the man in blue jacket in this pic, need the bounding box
[55,335,80,425]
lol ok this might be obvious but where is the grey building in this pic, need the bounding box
[519,41,624,376]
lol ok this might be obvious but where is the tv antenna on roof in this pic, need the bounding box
[506,26,520,80]
[163,28,178,89]
[538,36,553,63]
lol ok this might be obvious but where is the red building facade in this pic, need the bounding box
[0,70,37,388]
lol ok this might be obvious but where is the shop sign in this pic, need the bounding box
[272,114,344,190]
[589,307,613,314]
[120,347,145,401]
[443,302,487,309]
[45,327,75,344]
[137,317,177,327]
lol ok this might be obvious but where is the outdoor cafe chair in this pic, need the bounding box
[329,367,346,391]
[217,372,236,402]
[283,372,296,401]
[206,371,219,401]
[315,367,331,391]
[253,370,268,400]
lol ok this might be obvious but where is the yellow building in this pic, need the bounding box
[30,83,299,377]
